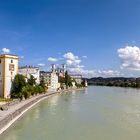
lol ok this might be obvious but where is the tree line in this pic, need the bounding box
[11,74,46,100]
[87,77,140,88]
[11,71,85,100]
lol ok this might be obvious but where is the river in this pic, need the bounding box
[1,86,140,140]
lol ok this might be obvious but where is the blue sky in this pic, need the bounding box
[1,0,140,77]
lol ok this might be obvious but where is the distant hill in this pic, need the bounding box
[84,77,140,88]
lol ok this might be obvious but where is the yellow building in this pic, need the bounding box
[0,54,18,98]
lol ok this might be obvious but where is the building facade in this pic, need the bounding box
[0,54,18,98]
[40,64,60,91]
[56,64,66,77]
[70,74,83,84]
[18,66,40,84]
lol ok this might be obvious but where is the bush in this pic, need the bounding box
[11,74,26,98]
[11,74,46,100]
[21,85,34,99]
[28,75,36,86]
[38,86,44,94]
[34,85,39,95]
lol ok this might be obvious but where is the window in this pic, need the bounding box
[11,60,13,63]
[0,59,1,63]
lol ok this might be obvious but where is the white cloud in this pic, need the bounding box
[118,46,140,70]
[46,52,121,78]
[98,70,120,77]
[82,55,87,58]
[63,52,79,60]
[68,67,120,78]
[63,52,81,67]
[63,52,120,78]
[38,63,45,66]
[2,48,10,54]
[48,57,58,62]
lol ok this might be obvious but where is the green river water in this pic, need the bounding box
[1,86,140,140]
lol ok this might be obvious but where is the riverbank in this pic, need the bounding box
[0,88,84,135]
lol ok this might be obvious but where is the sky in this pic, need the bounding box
[0,0,140,77]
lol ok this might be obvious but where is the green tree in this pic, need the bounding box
[11,74,26,98]
[136,78,140,88]
[28,75,36,86]
[39,77,46,92]
[59,76,65,84]
[21,86,31,99]
[81,80,85,87]
[65,71,72,89]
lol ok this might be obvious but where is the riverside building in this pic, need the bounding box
[18,66,40,84]
[70,74,83,84]
[0,54,18,98]
[40,64,60,91]
[56,64,66,77]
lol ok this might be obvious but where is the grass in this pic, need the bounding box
[0,98,12,102]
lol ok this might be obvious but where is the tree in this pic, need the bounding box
[58,76,65,84]
[136,78,140,88]
[65,71,72,89]
[21,85,33,99]
[11,74,26,98]
[81,80,86,87]
[39,77,46,92]
[28,75,36,86]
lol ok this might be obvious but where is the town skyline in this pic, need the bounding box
[0,0,140,78]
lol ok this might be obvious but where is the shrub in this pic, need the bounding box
[11,74,26,98]
[28,75,36,86]
[21,85,34,99]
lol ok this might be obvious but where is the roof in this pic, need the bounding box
[0,54,18,59]
[19,66,39,69]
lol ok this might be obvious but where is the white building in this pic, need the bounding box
[56,64,66,77]
[0,54,18,98]
[18,66,40,84]
[40,64,60,91]
[70,74,83,84]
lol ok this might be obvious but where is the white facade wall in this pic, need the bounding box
[0,55,18,98]
[71,75,83,84]
[41,71,59,91]
[0,58,4,97]
[50,72,59,90]
[18,67,40,84]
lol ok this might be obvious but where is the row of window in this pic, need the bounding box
[0,59,13,63]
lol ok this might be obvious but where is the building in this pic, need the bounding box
[70,74,83,84]
[40,71,59,91]
[84,80,88,87]
[40,64,60,91]
[0,54,18,98]
[56,64,66,77]
[18,66,40,84]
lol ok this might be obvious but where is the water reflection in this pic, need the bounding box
[48,95,60,115]
[85,88,88,94]
[1,87,140,140]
